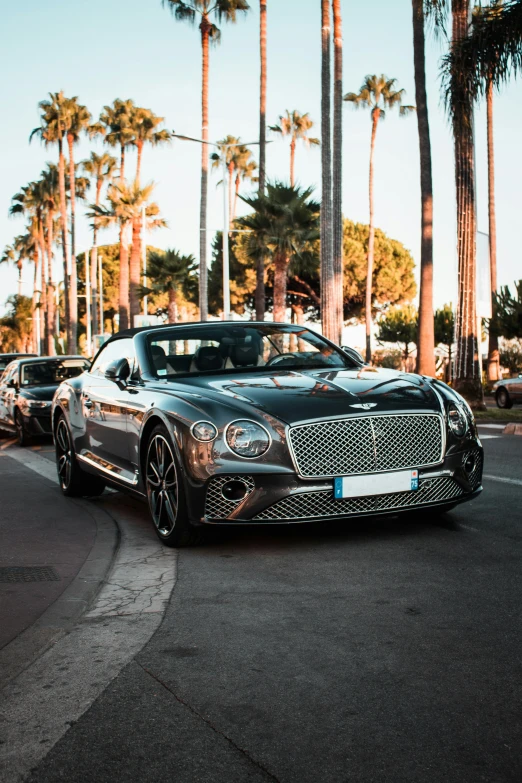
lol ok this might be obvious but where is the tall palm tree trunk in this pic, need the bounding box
[17,262,23,297]
[332,0,343,346]
[290,138,296,187]
[273,253,288,322]
[129,218,142,325]
[233,175,241,222]
[365,110,379,363]
[199,15,211,322]
[168,288,178,324]
[38,220,49,354]
[412,0,436,377]
[31,252,39,354]
[452,0,484,407]
[67,134,78,353]
[136,141,143,186]
[119,224,130,330]
[256,0,267,321]
[118,147,130,331]
[57,138,71,349]
[320,0,335,343]
[486,78,499,382]
[91,178,103,337]
[45,211,56,356]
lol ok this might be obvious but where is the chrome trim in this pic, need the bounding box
[223,419,272,460]
[419,468,454,479]
[190,420,218,443]
[286,412,445,480]
[77,453,139,485]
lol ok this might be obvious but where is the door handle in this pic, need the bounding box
[84,398,93,409]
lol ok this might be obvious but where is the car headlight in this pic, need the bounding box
[22,400,51,411]
[226,420,270,459]
[447,403,468,437]
[191,421,218,442]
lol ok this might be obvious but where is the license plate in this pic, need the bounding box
[334,470,419,499]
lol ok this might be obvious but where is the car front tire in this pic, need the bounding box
[54,414,106,497]
[144,424,202,547]
[496,388,513,409]
[15,410,32,447]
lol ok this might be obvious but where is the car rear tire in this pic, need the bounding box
[496,388,513,409]
[144,424,202,547]
[15,410,32,447]
[55,414,106,497]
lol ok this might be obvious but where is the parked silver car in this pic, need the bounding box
[492,374,522,409]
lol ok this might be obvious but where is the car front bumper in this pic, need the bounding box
[189,447,483,525]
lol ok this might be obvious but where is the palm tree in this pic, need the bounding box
[96,99,136,330]
[128,106,171,184]
[257,0,268,320]
[144,250,197,322]
[63,96,92,351]
[1,245,21,295]
[332,0,344,347]
[162,0,250,322]
[211,138,258,224]
[320,0,335,345]
[88,182,166,326]
[30,91,72,348]
[441,1,485,406]
[269,110,320,187]
[81,152,118,335]
[233,150,257,220]
[345,75,415,362]
[412,0,436,377]
[236,182,320,322]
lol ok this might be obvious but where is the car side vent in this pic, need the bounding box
[205,475,255,520]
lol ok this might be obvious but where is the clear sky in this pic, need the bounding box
[1,0,520,315]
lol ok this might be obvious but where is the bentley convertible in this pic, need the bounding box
[52,322,483,546]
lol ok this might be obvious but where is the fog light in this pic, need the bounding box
[221,479,249,502]
[463,454,476,475]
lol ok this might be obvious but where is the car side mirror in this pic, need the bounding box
[105,358,130,385]
[341,346,365,366]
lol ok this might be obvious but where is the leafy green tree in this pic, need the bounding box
[0,296,33,352]
[499,342,522,376]
[208,232,256,316]
[236,182,320,322]
[1,245,21,295]
[434,303,455,380]
[376,305,418,367]
[142,249,197,323]
[162,0,250,321]
[345,75,415,362]
[269,110,320,187]
[490,281,522,340]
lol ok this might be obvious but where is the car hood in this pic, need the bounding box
[20,385,58,401]
[171,366,442,425]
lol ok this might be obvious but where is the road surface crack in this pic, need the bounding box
[138,662,281,782]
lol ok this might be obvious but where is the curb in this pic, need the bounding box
[0,494,119,692]
[503,423,522,436]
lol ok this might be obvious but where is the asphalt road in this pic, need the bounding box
[2,427,522,783]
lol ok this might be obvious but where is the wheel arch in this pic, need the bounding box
[138,412,185,481]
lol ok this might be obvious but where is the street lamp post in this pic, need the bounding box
[85,248,92,355]
[172,133,266,322]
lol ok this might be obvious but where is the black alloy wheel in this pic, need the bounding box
[15,410,31,447]
[496,388,513,409]
[145,424,201,547]
[55,415,106,497]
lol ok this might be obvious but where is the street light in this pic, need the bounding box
[172,133,268,321]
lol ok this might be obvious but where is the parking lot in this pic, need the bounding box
[1,425,522,783]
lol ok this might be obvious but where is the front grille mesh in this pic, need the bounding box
[289,414,443,478]
[462,449,483,490]
[205,475,255,520]
[253,477,463,521]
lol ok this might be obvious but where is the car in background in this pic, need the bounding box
[52,321,483,548]
[0,353,36,373]
[0,356,90,445]
[492,374,522,409]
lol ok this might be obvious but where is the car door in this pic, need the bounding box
[79,338,137,485]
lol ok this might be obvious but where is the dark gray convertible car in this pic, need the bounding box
[52,322,483,546]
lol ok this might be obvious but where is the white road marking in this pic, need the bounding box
[484,473,522,488]
[479,435,500,440]
[478,424,507,429]
[0,446,178,783]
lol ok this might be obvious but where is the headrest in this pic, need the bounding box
[194,346,224,372]
[229,344,259,367]
[151,344,167,371]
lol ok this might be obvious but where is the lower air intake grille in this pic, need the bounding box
[253,477,464,521]
[205,475,255,520]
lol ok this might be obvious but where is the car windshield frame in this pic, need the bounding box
[19,359,90,387]
[144,323,356,379]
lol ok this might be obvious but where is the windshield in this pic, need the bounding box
[146,324,354,378]
[20,359,90,387]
